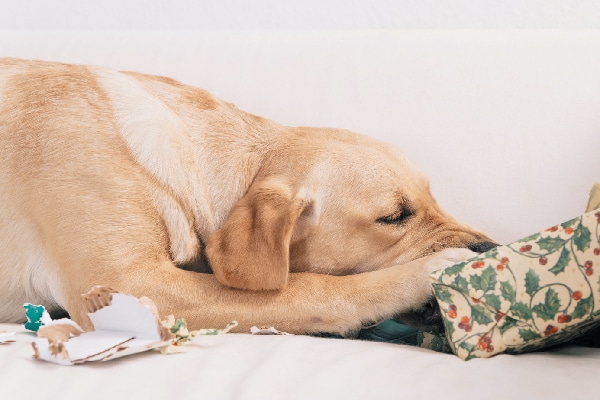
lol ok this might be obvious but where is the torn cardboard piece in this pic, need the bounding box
[32,286,173,365]
[31,286,238,364]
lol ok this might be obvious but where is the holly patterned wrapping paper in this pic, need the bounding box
[431,208,600,360]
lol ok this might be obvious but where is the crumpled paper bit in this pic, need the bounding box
[431,206,600,360]
[30,286,236,365]
[159,316,237,354]
[0,331,16,344]
[250,326,291,335]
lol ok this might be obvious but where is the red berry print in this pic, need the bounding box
[494,312,504,321]
[565,227,574,235]
[500,257,510,264]
[594,248,600,256]
[519,244,533,252]
[447,304,457,319]
[458,316,472,332]
[572,291,583,301]
[544,325,559,336]
[471,261,485,269]
[557,314,572,324]
[585,260,594,269]
[545,225,559,232]
[586,268,594,276]
[471,297,480,303]
[477,336,493,351]
[496,264,504,271]
[539,257,548,266]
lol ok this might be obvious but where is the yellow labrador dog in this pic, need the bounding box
[0,58,495,335]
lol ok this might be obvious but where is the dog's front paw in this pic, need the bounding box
[424,248,478,274]
[393,248,478,333]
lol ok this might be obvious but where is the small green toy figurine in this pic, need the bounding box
[23,303,51,332]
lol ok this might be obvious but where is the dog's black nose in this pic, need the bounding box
[468,241,498,253]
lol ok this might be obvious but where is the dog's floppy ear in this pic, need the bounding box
[206,176,312,291]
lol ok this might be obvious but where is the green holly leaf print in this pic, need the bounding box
[470,304,494,325]
[560,217,579,230]
[483,247,499,259]
[532,288,562,321]
[572,296,593,320]
[519,328,542,341]
[459,341,475,353]
[470,266,497,293]
[500,281,516,303]
[511,302,533,320]
[499,316,518,335]
[443,261,468,277]
[573,223,591,252]
[525,269,540,297]
[454,275,469,293]
[433,285,454,305]
[537,236,567,253]
[443,318,455,339]
[548,247,571,275]
[483,293,502,310]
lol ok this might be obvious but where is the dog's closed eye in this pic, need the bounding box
[376,203,414,225]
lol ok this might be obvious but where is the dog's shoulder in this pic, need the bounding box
[0,58,207,265]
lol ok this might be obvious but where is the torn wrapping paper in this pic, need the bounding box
[31,286,238,365]
[159,317,237,354]
[32,286,174,365]
[431,207,600,360]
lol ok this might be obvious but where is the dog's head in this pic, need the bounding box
[205,127,495,292]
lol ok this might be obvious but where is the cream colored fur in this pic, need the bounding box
[0,58,492,335]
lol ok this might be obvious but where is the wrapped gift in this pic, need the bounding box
[431,198,600,360]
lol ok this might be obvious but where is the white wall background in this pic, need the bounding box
[1,0,600,30]
[1,2,599,244]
